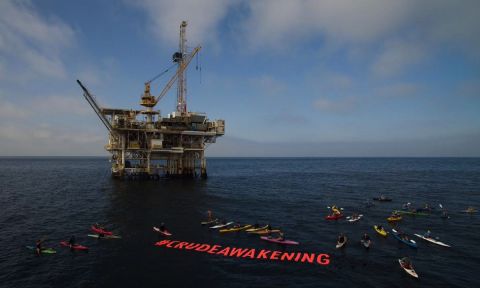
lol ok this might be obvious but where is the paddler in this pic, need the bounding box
[277,231,285,241]
[68,235,76,249]
[362,233,370,241]
[160,223,166,232]
[35,239,44,256]
[401,257,412,269]
[424,230,431,238]
[338,233,345,244]
[207,210,213,221]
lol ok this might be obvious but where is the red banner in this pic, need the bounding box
[155,239,330,266]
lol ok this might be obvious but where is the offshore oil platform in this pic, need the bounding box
[77,21,224,179]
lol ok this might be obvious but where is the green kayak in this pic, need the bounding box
[397,211,429,216]
[26,246,56,254]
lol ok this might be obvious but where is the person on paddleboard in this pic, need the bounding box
[424,230,431,238]
[35,239,44,256]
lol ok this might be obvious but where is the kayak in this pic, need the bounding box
[360,239,371,249]
[399,259,418,278]
[397,210,429,216]
[153,227,172,236]
[91,226,113,236]
[26,246,56,254]
[461,209,477,213]
[201,219,218,225]
[373,197,392,202]
[248,229,281,235]
[209,222,234,229]
[387,216,402,222]
[87,234,122,239]
[260,236,299,245]
[373,225,388,237]
[392,229,417,248]
[413,234,450,247]
[220,224,252,233]
[245,225,269,232]
[326,214,344,220]
[347,214,363,222]
[336,236,347,249]
[60,241,89,251]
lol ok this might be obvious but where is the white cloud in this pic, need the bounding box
[132,0,233,49]
[375,83,420,98]
[0,0,75,81]
[249,74,287,97]
[314,96,357,113]
[371,39,426,77]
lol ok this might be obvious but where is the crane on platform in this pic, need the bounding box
[76,79,113,132]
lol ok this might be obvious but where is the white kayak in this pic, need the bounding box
[347,214,363,222]
[336,236,347,249]
[209,222,234,229]
[399,259,418,278]
[413,234,451,247]
[87,234,122,239]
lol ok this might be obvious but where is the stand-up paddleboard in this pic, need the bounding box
[209,222,233,229]
[260,236,299,245]
[399,258,418,278]
[153,227,172,236]
[413,234,450,247]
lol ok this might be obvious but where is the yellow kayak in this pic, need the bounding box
[387,216,402,222]
[374,225,388,236]
[245,225,268,232]
[219,224,252,233]
[248,229,280,235]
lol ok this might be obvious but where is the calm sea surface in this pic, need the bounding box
[0,157,479,287]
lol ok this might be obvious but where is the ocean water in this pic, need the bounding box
[0,157,479,288]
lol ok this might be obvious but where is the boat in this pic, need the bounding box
[248,229,281,235]
[392,229,417,248]
[413,233,450,247]
[347,214,363,222]
[396,210,429,216]
[373,225,388,237]
[60,241,89,251]
[326,214,344,220]
[399,258,418,278]
[91,225,113,236]
[153,226,172,236]
[245,225,269,232]
[26,246,56,254]
[209,222,234,229]
[260,236,299,245]
[387,215,402,222]
[219,224,252,233]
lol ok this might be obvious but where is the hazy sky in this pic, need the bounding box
[0,0,479,156]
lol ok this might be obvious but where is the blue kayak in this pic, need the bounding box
[392,229,417,248]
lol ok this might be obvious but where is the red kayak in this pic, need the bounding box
[260,236,299,245]
[60,241,89,251]
[326,214,344,220]
[91,225,113,235]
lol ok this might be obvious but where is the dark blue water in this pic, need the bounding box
[0,157,479,288]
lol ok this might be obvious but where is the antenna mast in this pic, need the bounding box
[175,21,188,114]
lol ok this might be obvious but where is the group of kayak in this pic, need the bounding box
[201,211,299,245]
[28,223,121,256]
[329,199,462,279]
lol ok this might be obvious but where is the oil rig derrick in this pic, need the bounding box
[77,21,225,179]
